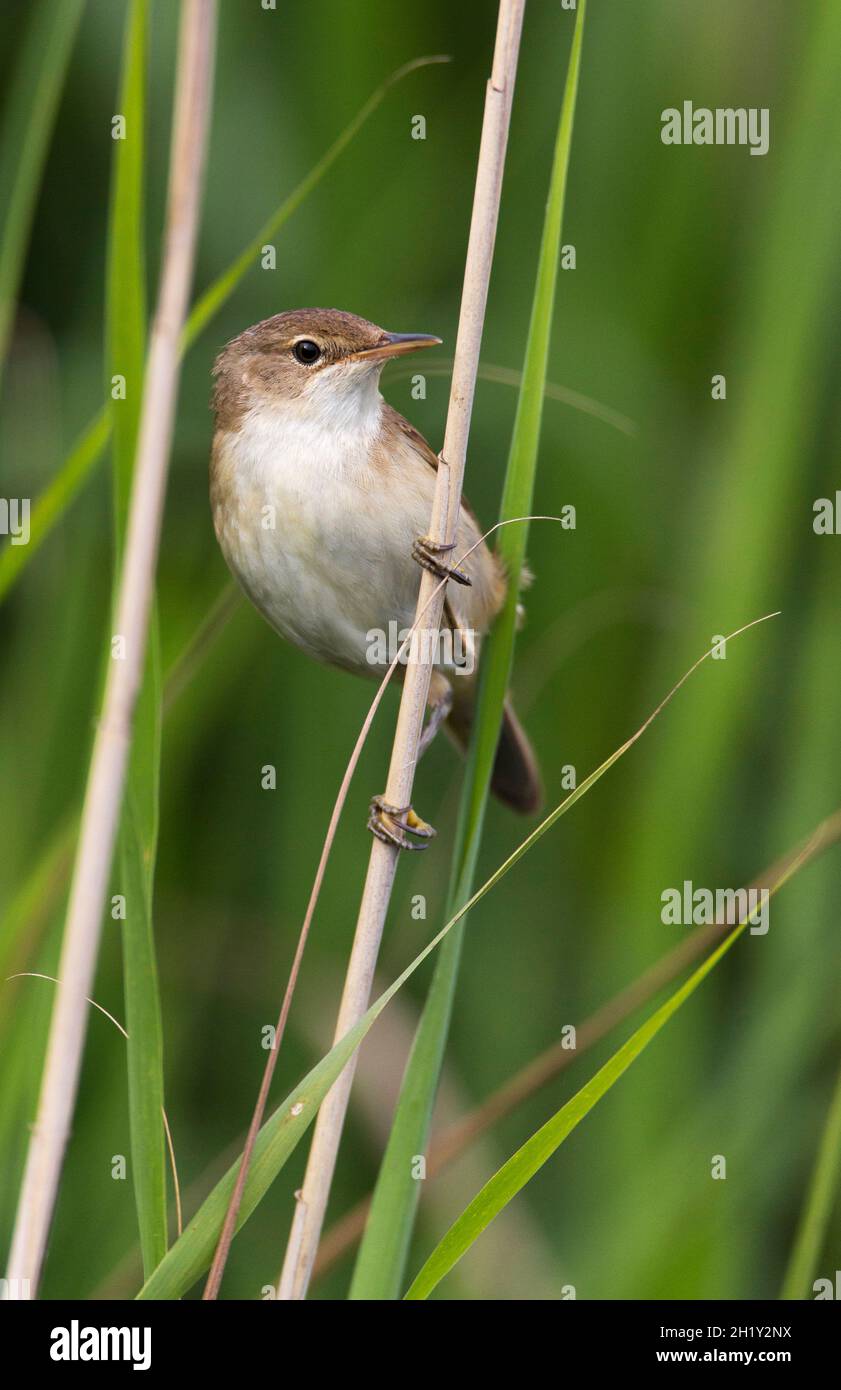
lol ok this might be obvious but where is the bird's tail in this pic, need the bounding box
[445,683,542,814]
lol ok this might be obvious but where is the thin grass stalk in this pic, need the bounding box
[276,0,526,1302]
[352,0,587,1299]
[3,0,216,1299]
[7,970,183,1239]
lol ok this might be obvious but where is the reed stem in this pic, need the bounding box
[277,0,526,1301]
[3,0,216,1298]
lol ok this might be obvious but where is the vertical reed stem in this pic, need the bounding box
[3,0,216,1299]
[277,0,526,1301]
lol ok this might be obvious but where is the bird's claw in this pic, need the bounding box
[412,535,472,587]
[367,796,437,851]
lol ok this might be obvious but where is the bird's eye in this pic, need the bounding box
[293,339,321,365]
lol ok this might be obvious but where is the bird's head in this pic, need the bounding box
[212,308,440,431]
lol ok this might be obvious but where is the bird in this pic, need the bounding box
[209,307,541,849]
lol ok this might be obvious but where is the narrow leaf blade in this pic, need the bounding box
[105,0,167,1278]
[404,841,810,1301]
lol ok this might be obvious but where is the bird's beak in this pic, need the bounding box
[346,332,442,363]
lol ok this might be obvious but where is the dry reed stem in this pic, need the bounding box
[277,0,527,1301]
[3,0,216,1298]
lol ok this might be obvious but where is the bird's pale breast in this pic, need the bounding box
[210,396,502,678]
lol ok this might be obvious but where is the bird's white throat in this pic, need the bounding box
[235,360,385,488]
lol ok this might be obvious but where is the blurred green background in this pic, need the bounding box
[1,0,840,1299]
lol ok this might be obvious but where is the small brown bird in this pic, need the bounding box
[210,308,541,848]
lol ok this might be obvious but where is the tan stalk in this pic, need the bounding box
[277,0,527,1300]
[3,0,216,1299]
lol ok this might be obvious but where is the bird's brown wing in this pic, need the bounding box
[381,402,507,636]
[380,402,484,533]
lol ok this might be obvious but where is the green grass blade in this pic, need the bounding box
[105,0,167,1279]
[0,56,447,604]
[0,0,85,382]
[780,1058,841,1300]
[119,654,166,1277]
[136,1002,381,1299]
[0,580,241,981]
[0,817,74,983]
[404,845,812,1301]
[393,358,637,434]
[0,408,109,603]
[350,0,588,1300]
[135,616,764,1299]
[107,0,147,543]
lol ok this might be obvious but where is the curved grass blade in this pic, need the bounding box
[351,0,588,1300]
[404,834,817,1300]
[7,970,182,1238]
[136,616,774,1299]
[0,0,85,382]
[780,1057,841,1299]
[0,55,448,604]
[394,357,637,437]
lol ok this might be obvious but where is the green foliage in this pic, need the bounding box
[2,0,840,1304]
[138,615,770,1298]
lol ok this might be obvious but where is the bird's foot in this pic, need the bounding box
[367,796,437,851]
[412,535,472,587]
